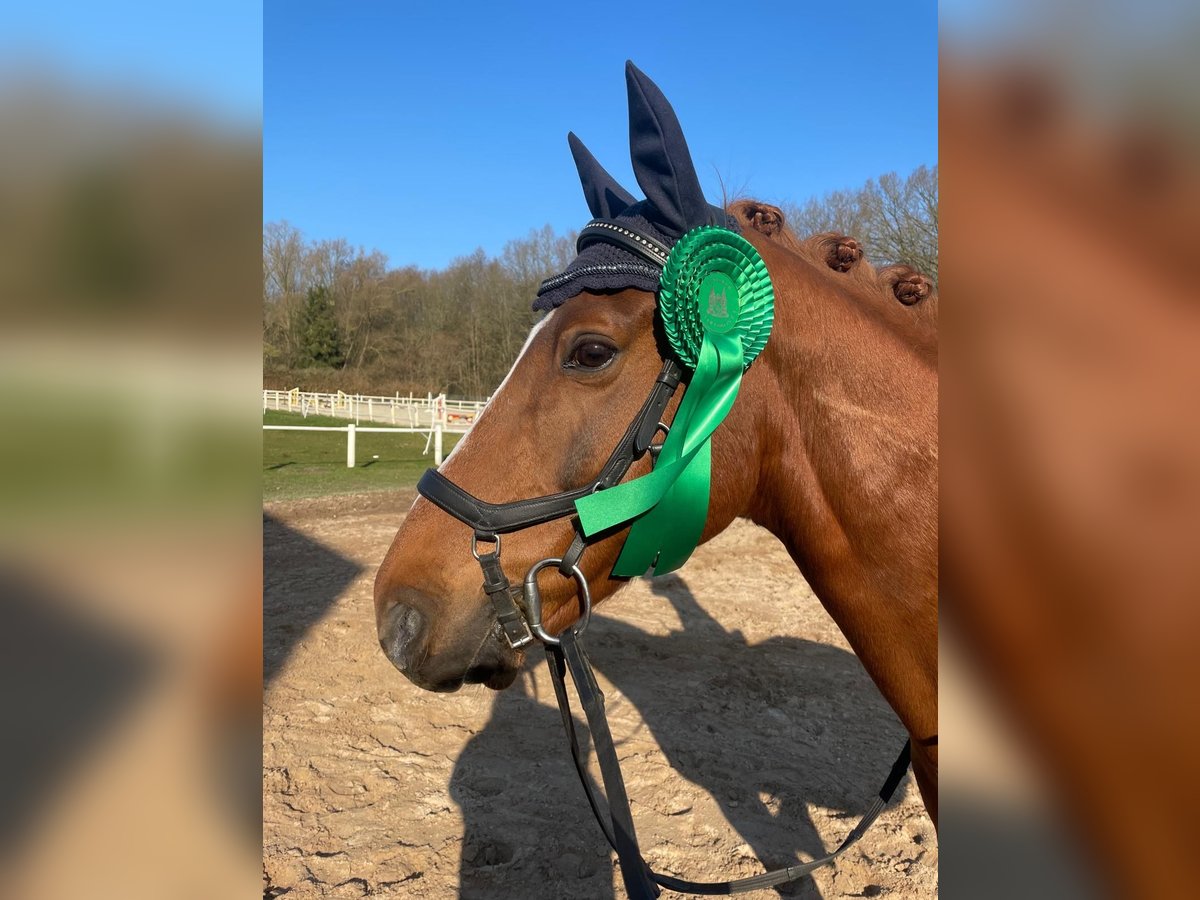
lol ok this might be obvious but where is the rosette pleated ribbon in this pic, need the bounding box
[574,226,774,576]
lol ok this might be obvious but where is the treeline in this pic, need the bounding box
[263,165,937,397]
[263,224,576,397]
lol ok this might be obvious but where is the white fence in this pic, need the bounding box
[262,389,486,429]
[263,389,487,467]
[263,422,453,466]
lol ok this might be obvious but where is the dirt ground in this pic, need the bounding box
[263,490,937,899]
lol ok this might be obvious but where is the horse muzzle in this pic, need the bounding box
[377,587,521,692]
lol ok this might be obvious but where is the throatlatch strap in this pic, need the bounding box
[547,628,912,897]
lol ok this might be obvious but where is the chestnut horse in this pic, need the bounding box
[375,64,938,828]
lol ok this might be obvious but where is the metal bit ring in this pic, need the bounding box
[522,558,592,646]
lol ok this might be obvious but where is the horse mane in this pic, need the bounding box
[727,200,937,361]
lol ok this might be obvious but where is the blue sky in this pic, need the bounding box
[2,2,262,124]
[265,2,937,270]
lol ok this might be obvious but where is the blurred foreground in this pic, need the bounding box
[0,10,262,898]
[941,4,1200,896]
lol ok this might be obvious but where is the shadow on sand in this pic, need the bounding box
[263,513,362,687]
[449,573,907,899]
[0,564,159,857]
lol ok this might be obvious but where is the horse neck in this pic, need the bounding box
[735,245,938,735]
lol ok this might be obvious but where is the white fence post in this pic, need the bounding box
[346,423,356,468]
[433,393,447,465]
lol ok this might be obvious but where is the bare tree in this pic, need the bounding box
[783,164,938,283]
[262,221,306,363]
[263,221,305,300]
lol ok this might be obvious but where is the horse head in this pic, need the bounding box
[373,63,770,692]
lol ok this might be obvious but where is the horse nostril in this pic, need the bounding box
[379,603,428,673]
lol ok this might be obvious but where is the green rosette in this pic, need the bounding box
[574,226,775,577]
[658,226,774,372]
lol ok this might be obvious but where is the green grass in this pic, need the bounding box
[263,410,462,501]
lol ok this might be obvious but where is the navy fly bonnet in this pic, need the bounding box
[533,61,740,312]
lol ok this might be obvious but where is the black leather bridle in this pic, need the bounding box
[413,219,911,898]
[417,218,685,650]
[417,356,682,649]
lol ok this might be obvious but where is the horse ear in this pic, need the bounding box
[568,132,636,219]
[625,61,710,237]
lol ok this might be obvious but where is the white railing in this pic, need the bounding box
[263,422,453,467]
[264,389,487,467]
[262,389,487,429]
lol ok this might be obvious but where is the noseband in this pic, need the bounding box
[414,220,910,898]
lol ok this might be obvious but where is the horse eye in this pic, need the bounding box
[567,340,617,370]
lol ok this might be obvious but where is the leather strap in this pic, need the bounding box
[416,360,682,535]
[419,469,590,534]
[558,529,589,577]
[548,629,912,896]
[477,548,532,648]
[557,631,660,898]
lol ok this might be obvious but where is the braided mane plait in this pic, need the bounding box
[877,264,938,359]
[728,200,875,282]
[727,198,937,360]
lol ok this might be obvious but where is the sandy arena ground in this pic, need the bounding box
[263,490,937,899]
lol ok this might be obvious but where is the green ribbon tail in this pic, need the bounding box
[575,332,744,576]
[612,439,711,575]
